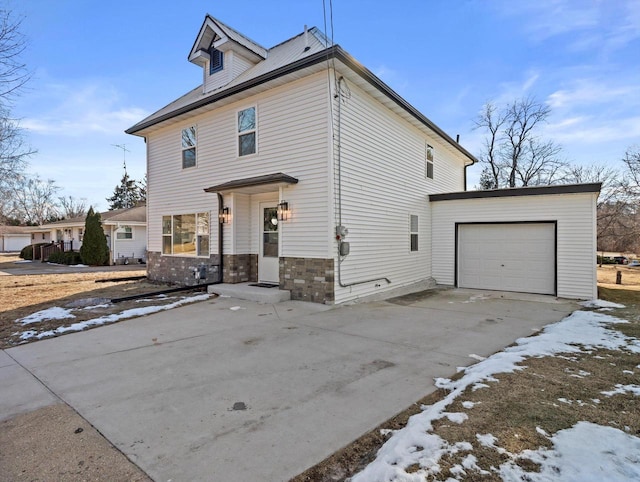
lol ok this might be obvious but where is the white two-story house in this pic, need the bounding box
[127,15,599,304]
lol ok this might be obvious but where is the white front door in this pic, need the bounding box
[258,203,279,283]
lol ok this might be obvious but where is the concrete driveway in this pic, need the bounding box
[1,288,577,481]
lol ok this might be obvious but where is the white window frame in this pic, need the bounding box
[426,143,434,180]
[161,212,210,257]
[410,214,419,252]
[181,125,197,169]
[116,226,133,240]
[237,106,257,157]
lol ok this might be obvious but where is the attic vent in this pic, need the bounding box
[209,47,223,74]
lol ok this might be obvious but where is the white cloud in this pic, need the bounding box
[494,0,639,52]
[21,80,149,137]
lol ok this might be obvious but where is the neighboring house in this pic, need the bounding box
[126,15,599,303]
[0,226,32,252]
[35,204,147,264]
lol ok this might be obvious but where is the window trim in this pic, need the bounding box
[410,214,419,252]
[237,106,257,157]
[116,226,133,240]
[426,143,434,180]
[181,125,197,169]
[162,212,210,258]
[209,46,223,75]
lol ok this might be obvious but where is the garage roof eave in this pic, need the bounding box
[429,183,602,202]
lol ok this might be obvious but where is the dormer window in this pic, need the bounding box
[209,46,223,75]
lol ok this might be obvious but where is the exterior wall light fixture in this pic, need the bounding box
[219,207,230,224]
[277,201,290,221]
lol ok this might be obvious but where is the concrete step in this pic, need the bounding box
[208,282,291,303]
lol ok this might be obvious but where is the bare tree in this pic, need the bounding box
[0,9,34,221]
[475,97,565,188]
[58,195,87,219]
[9,176,60,225]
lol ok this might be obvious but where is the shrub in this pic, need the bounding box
[64,251,83,265]
[80,207,109,266]
[47,251,83,265]
[19,244,32,260]
[47,251,65,264]
[20,243,50,260]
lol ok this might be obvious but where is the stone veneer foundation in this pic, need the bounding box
[280,257,334,303]
[148,253,335,304]
[147,252,260,285]
[222,254,258,283]
[147,252,221,286]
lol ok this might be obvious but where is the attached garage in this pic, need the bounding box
[0,226,32,252]
[430,183,601,300]
[457,222,556,295]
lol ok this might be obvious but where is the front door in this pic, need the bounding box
[259,203,279,283]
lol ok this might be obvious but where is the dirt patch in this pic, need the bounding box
[0,254,210,348]
[597,264,640,290]
[0,403,151,481]
[292,290,640,481]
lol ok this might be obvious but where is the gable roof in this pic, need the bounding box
[126,19,476,165]
[37,204,147,229]
[189,15,268,63]
[0,225,33,236]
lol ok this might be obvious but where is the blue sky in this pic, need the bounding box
[13,0,640,210]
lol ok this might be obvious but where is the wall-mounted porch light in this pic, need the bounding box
[277,201,290,221]
[219,207,230,224]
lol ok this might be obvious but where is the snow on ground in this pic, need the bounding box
[352,307,640,482]
[499,422,640,481]
[17,293,210,341]
[581,299,626,309]
[18,307,76,326]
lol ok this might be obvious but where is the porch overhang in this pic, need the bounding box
[204,172,298,195]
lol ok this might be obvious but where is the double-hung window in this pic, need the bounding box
[182,126,197,169]
[162,213,209,257]
[426,144,434,179]
[238,107,256,156]
[410,215,419,252]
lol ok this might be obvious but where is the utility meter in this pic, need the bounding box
[336,225,349,238]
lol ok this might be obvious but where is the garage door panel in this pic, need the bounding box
[458,223,555,295]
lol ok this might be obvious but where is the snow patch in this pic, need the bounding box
[499,422,640,481]
[601,384,640,397]
[19,294,210,340]
[18,307,76,326]
[580,299,625,309]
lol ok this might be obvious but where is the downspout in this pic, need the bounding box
[215,192,224,283]
[335,75,390,288]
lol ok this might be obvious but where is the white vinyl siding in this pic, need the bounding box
[145,72,330,260]
[431,192,598,300]
[331,78,468,303]
[112,226,147,263]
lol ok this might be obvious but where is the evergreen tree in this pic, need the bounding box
[106,171,141,210]
[80,207,109,266]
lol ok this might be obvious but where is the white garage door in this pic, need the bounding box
[5,235,31,252]
[458,223,555,295]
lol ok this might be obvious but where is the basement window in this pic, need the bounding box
[410,215,419,252]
